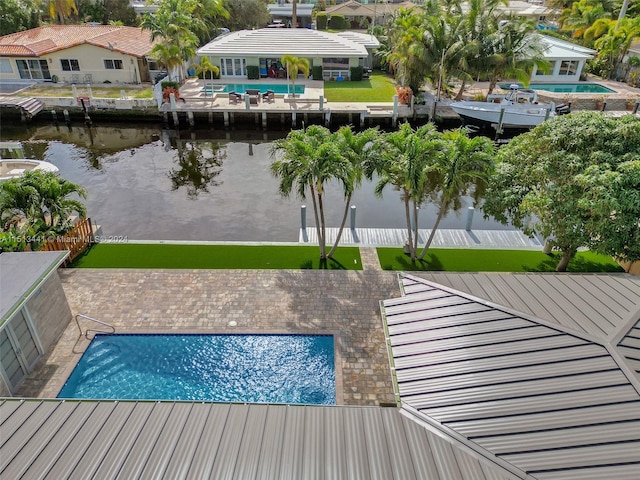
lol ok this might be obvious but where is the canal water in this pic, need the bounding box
[1,122,512,242]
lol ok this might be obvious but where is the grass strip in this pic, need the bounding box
[376,248,623,273]
[323,72,396,102]
[71,243,362,270]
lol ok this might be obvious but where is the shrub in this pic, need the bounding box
[396,86,413,105]
[316,12,327,30]
[162,86,180,102]
[312,65,323,81]
[350,66,363,81]
[161,80,180,90]
[328,14,347,30]
[247,65,260,80]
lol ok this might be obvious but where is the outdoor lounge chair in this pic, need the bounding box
[262,90,275,103]
[229,91,242,103]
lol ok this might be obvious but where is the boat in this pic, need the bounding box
[0,142,59,181]
[451,85,558,129]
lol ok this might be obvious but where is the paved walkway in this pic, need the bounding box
[17,269,400,406]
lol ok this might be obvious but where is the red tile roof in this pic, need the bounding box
[0,25,155,58]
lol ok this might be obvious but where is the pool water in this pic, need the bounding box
[204,83,304,94]
[58,334,335,404]
[499,82,615,94]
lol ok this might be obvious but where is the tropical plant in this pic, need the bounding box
[280,54,310,98]
[270,126,350,259]
[195,56,220,82]
[47,0,78,23]
[483,112,640,271]
[560,0,611,39]
[327,126,382,258]
[593,16,640,79]
[373,123,444,260]
[417,129,495,259]
[0,0,40,35]
[225,0,269,31]
[0,171,87,250]
[386,8,426,92]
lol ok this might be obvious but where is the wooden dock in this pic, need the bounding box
[300,227,543,249]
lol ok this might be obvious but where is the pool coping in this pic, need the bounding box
[60,328,344,405]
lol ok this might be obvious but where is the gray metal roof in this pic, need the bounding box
[382,273,640,479]
[0,251,69,324]
[197,28,369,58]
[618,317,640,379]
[0,400,517,479]
[410,273,640,340]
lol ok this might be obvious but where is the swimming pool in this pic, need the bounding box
[499,82,616,94]
[58,333,335,404]
[204,83,304,94]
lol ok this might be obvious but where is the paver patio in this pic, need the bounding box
[17,268,400,406]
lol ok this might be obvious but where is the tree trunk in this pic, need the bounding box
[412,200,419,256]
[418,202,446,260]
[454,81,466,100]
[309,184,324,259]
[318,191,327,259]
[556,248,576,272]
[403,191,415,260]
[487,79,497,95]
[292,0,298,28]
[327,194,351,258]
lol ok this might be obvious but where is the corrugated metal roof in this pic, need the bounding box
[0,251,69,324]
[196,28,368,58]
[382,273,640,479]
[618,317,640,380]
[410,273,640,340]
[0,400,517,479]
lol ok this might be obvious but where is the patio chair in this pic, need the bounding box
[246,89,261,105]
[229,91,242,103]
[262,90,275,103]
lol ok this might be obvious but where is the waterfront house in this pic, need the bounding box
[533,35,596,81]
[0,25,158,84]
[196,28,379,81]
[324,0,418,28]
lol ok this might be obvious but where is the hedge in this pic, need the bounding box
[312,65,323,81]
[247,65,260,80]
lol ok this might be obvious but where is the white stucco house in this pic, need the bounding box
[0,25,158,84]
[196,28,379,81]
[532,35,596,81]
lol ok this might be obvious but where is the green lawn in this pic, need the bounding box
[376,248,623,273]
[323,72,396,102]
[71,244,362,270]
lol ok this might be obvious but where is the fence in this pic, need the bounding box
[40,217,93,265]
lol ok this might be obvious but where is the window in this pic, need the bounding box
[104,59,123,70]
[559,60,579,76]
[0,59,12,73]
[219,58,246,77]
[16,59,51,80]
[147,60,160,71]
[60,59,80,71]
[322,57,349,70]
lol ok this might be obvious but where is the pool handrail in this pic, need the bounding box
[75,313,115,339]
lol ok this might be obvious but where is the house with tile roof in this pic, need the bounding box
[196,28,379,81]
[0,25,157,84]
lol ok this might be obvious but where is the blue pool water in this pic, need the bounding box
[499,82,616,94]
[204,83,304,94]
[58,334,335,404]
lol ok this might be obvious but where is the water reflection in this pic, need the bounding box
[169,138,225,199]
[0,122,513,241]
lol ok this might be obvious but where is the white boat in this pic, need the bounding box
[451,85,557,129]
[0,142,59,181]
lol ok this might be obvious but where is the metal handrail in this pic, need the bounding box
[75,313,115,339]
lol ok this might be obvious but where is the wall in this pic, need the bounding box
[25,271,73,356]
[1,44,143,84]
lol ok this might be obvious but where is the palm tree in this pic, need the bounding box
[594,16,640,79]
[417,129,494,260]
[386,8,426,92]
[374,123,444,261]
[1,171,87,235]
[280,54,310,98]
[327,126,382,258]
[485,17,550,94]
[150,43,184,82]
[48,0,77,24]
[270,126,350,259]
[560,0,611,39]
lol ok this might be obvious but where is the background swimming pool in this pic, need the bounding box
[205,83,305,94]
[58,334,335,404]
[499,82,615,94]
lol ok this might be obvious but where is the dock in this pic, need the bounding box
[300,227,543,249]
